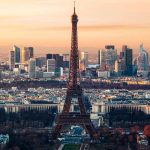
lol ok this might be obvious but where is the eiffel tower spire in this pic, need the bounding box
[74,1,76,14]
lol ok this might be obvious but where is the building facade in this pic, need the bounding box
[99,49,106,70]
[13,45,20,64]
[21,47,34,64]
[28,58,36,78]
[9,51,15,70]
[46,54,63,68]
[80,52,88,71]
[122,45,133,76]
[47,59,56,72]
[137,44,149,71]
[105,45,117,72]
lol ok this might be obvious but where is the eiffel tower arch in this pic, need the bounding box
[51,3,99,140]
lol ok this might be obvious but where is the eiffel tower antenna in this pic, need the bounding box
[74,1,76,14]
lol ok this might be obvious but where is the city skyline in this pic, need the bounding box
[0,0,150,54]
[0,2,150,148]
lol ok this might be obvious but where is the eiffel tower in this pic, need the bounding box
[51,2,98,140]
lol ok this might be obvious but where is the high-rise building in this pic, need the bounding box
[98,50,100,65]
[13,45,20,63]
[122,45,133,76]
[105,45,117,72]
[63,54,70,68]
[122,45,128,52]
[28,47,34,58]
[9,50,15,70]
[137,44,149,71]
[21,47,28,64]
[47,59,56,72]
[119,46,127,73]
[0,69,2,79]
[80,52,88,71]
[105,45,115,50]
[55,67,63,77]
[21,48,26,64]
[28,58,36,78]
[46,54,63,68]
[21,47,34,64]
[99,49,106,70]
[36,57,46,68]
[63,54,70,61]
[53,54,63,68]
[115,59,122,76]
[46,54,53,59]
[119,52,124,59]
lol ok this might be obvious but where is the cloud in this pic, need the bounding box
[79,25,149,30]
[28,24,150,31]
[0,15,20,20]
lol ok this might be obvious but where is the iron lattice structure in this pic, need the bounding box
[51,5,98,140]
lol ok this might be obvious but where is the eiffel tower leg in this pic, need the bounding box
[85,124,99,139]
[78,94,86,114]
[51,124,62,140]
[62,91,72,114]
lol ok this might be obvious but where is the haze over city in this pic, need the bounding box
[0,0,150,56]
[0,1,150,149]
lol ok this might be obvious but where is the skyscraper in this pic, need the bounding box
[36,57,46,68]
[9,50,15,70]
[53,54,63,68]
[28,58,36,78]
[46,54,53,60]
[137,44,149,71]
[122,45,128,52]
[80,51,88,71]
[115,59,122,76]
[105,45,117,72]
[46,54,63,68]
[0,69,2,79]
[98,50,100,65]
[63,54,70,61]
[63,53,70,68]
[21,47,28,64]
[122,45,133,76]
[105,45,115,50]
[47,59,56,72]
[21,47,34,64]
[13,45,20,63]
[28,47,34,58]
[99,49,106,70]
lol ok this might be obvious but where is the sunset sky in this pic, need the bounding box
[0,0,150,55]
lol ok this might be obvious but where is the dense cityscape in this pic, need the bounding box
[0,1,150,150]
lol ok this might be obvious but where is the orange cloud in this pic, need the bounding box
[0,0,150,53]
